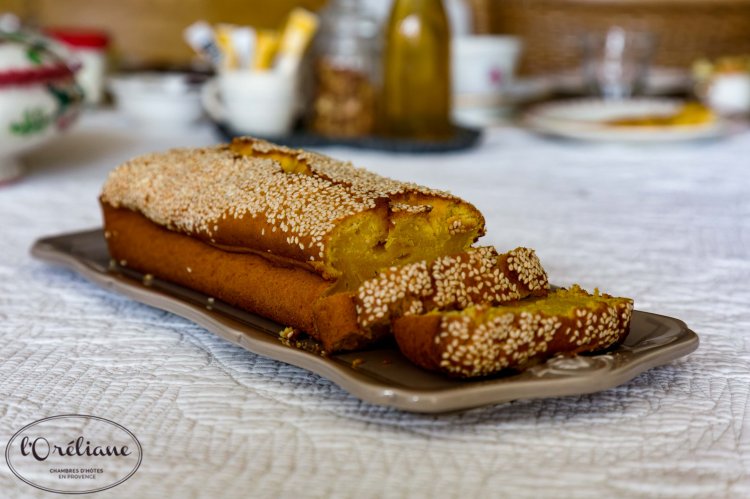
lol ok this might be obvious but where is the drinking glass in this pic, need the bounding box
[582,27,656,99]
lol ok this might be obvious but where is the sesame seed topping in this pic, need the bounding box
[101,137,460,267]
[354,246,549,329]
[424,285,633,377]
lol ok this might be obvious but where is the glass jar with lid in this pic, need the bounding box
[310,0,378,138]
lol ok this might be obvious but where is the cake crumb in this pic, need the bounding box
[279,327,296,340]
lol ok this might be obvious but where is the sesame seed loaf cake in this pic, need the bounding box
[99,137,635,380]
[393,285,633,378]
[101,137,485,290]
[312,246,550,352]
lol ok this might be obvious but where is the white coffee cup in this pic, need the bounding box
[451,35,522,125]
[202,70,298,137]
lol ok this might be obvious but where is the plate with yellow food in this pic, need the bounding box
[524,98,729,142]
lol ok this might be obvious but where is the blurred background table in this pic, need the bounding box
[1,110,750,498]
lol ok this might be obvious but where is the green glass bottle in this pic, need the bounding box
[382,0,452,138]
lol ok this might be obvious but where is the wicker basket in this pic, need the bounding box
[469,0,750,75]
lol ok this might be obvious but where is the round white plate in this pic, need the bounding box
[524,98,729,143]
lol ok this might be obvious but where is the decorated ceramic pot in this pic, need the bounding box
[0,30,83,183]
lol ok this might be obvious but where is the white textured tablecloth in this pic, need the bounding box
[2,111,749,498]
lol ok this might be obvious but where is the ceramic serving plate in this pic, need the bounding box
[31,229,699,413]
[524,98,729,143]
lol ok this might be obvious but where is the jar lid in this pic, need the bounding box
[47,28,109,49]
[0,30,78,86]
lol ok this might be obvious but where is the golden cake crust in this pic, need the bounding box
[102,203,333,333]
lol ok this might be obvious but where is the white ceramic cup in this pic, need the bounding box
[451,36,522,125]
[202,70,298,137]
[110,72,204,128]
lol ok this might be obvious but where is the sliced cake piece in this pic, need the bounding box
[311,246,549,352]
[393,285,634,378]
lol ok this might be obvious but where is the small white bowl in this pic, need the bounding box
[704,73,750,116]
[109,72,205,127]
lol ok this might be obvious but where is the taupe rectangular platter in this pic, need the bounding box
[31,229,699,413]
